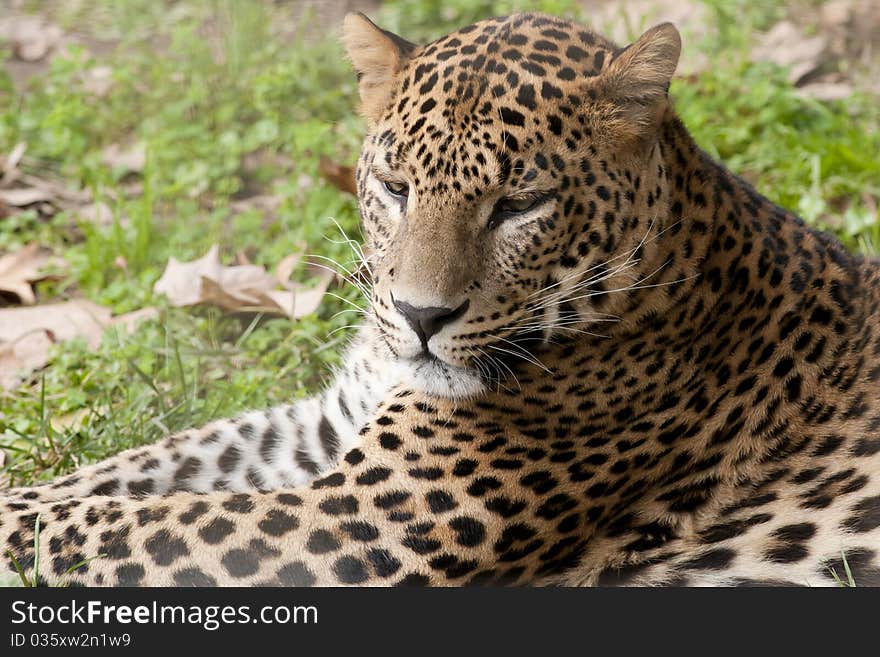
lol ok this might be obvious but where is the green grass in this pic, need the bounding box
[3,512,104,586]
[674,62,880,254]
[5,513,41,587]
[827,551,858,588]
[0,0,877,486]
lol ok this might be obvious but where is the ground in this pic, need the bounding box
[0,0,878,489]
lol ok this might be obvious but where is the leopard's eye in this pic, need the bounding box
[383,180,409,198]
[496,196,540,214]
[488,192,552,230]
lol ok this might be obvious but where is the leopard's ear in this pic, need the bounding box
[595,23,681,141]
[342,13,417,123]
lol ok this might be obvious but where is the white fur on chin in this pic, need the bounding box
[393,357,486,400]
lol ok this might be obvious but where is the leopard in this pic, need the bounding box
[1,11,879,587]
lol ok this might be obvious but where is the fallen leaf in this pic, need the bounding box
[18,173,91,205]
[101,142,146,173]
[270,257,336,318]
[0,243,65,305]
[818,0,880,63]
[0,186,54,207]
[0,300,109,346]
[153,246,334,319]
[0,171,90,215]
[820,0,853,28]
[752,21,829,85]
[81,65,113,97]
[318,155,357,196]
[0,333,51,390]
[796,81,854,101]
[275,252,302,286]
[0,300,156,390]
[110,306,159,332]
[0,16,63,62]
[1,142,26,182]
[50,408,91,433]
[0,300,107,389]
[197,276,283,314]
[279,268,336,318]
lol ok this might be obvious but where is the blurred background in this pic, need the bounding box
[0,0,878,486]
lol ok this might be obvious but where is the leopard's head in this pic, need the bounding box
[343,12,681,397]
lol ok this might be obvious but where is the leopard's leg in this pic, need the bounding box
[1,326,401,502]
[0,395,587,587]
[1,441,492,586]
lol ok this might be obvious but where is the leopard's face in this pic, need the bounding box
[346,13,681,397]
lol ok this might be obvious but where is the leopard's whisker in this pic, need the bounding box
[486,338,553,375]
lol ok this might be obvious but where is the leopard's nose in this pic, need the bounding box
[392,298,470,349]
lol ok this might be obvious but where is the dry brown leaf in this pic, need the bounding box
[153,246,220,306]
[50,408,91,433]
[6,142,27,170]
[0,331,52,390]
[0,16,63,62]
[0,243,65,305]
[101,142,146,173]
[0,300,109,347]
[278,255,337,318]
[276,252,303,286]
[154,245,274,307]
[110,306,159,332]
[81,65,113,97]
[18,173,91,205]
[318,155,357,196]
[752,21,829,85]
[198,276,287,315]
[0,300,108,390]
[206,260,278,304]
[0,170,90,215]
[796,81,855,101]
[0,300,156,390]
[286,268,336,318]
[0,186,54,207]
[153,246,334,319]
[1,142,26,182]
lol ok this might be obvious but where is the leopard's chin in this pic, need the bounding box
[396,355,486,400]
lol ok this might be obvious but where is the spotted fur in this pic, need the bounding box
[2,13,879,587]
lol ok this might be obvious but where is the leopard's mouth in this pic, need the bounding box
[405,330,550,396]
[399,352,486,400]
[374,303,553,396]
